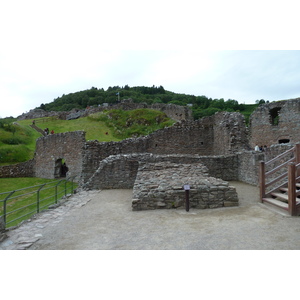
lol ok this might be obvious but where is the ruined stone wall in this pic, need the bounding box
[250,98,300,148]
[19,103,193,123]
[81,102,193,122]
[237,144,294,186]
[81,153,239,190]
[146,118,215,155]
[18,109,67,120]
[214,112,250,154]
[34,131,86,180]
[81,112,248,183]
[132,162,238,210]
[80,138,149,184]
[0,159,35,178]
[237,151,264,185]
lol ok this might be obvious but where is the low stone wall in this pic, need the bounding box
[0,159,35,178]
[132,162,238,210]
[237,144,295,186]
[237,151,264,185]
[81,153,239,190]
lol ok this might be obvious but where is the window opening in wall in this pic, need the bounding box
[269,107,281,126]
[54,158,69,178]
[278,139,290,144]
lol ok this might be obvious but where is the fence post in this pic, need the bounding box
[64,180,67,197]
[3,191,15,228]
[37,184,46,214]
[295,143,300,178]
[259,161,265,202]
[288,162,296,216]
[71,176,75,194]
[55,180,63,204]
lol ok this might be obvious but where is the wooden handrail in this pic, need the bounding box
[265,147,294,166]
[260,144,300,216]
[265,157,295,176]
[265,172,288,188]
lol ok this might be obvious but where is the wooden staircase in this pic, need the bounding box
[260,144,300,216]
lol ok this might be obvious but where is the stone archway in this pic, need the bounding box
[54,159,68,178]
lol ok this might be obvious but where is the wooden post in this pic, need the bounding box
[294,143,300,178]
[288,162,296,216]
[259,161,266,202]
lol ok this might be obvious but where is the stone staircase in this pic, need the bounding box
[30,124,46,136]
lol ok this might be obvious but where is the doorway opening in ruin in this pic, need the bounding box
[269,107,281,126]
[278,139,290,144]
[54,159,69,178]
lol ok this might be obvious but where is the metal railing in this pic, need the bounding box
[0,176,77,229]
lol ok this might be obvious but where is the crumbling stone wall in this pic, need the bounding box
[81,153,239,190]
[79,102,193,122]
[146,118,215,155]
[214,112,250,154]
[0,159,35,178]
[18,109,68,120]
[81,112,248,183]
[250,98,300,148]
[237,144,295,186]
[18,102,193,123]
[132,162,238,210]
[34,131,85,179]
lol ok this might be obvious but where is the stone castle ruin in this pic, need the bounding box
[250,97,300,147]
[2,98,300,211]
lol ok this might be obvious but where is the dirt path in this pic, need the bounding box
[2,181,300,250]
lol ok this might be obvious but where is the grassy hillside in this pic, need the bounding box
[19,116,121,142]
[0,120,40,165]
[1,109,175,165]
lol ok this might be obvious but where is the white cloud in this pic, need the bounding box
[1,1,300,117]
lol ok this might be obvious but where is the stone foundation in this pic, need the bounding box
[132,162,238,210]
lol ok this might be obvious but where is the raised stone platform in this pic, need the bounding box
[132,162,238,210]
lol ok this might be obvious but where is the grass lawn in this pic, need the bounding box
[0,177,77,228]
[19,116,122,142]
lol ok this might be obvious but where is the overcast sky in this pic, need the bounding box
[1,0,300,118]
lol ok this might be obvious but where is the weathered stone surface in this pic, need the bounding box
[132,161,239,211]
[82,153,239,190]
[250,98,300,148]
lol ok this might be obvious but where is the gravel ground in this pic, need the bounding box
[2,181,300,250]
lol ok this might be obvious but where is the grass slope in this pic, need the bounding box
[0,122,40,165]
[1,108,175,165]
[19,116,121,142]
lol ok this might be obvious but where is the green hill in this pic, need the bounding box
[0,118,40,165]
[0,109,175,165]
[1,85,261,165]
[37,85,259,121]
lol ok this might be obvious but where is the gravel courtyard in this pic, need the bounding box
[2,181,300,250]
